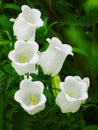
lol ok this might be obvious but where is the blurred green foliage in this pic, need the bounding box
[0,0,98,130]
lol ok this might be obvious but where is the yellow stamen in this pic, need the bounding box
[21,54,27,63]
[69,91,74,96]
[27,19,32,23]
[31,95,37,105]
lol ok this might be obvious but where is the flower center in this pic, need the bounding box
[27,19,32,23]
[31,95,38,105]
[21,54,27,63]
[69,91,74,97]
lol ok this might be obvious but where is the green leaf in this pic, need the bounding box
[0,15,12,32]
[44,87,53,100]
[0,39,11,45]
[73,47,89,57]
[2,3,21,11]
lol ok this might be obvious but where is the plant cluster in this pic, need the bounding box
[0,0,98,130]
[7,4,90,118]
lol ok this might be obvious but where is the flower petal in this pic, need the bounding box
[8,50,15,61]
[56,91,81,113]
[47,37,73,55]
[82,77,90,90]
[14,79,46,115]
[12,62,35,75]
[13,18,35,40]
[39,37,73,76]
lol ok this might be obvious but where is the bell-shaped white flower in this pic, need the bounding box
[14,77,46,115]
[38,37,73,76]
[11,5,44,41]
[56,76,90,113]
[8,40,39,75]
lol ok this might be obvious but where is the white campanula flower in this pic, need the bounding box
[14,77,46,115]
[8,40,39,75]
[56,76,90,113]
[38,37,73,76]
[11,5,44,41]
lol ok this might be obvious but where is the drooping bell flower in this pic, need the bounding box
[38,37,73,76]
[14,77,46,115]
[56,76,90,113]
[8,40,39,75]
[11,5,44,41]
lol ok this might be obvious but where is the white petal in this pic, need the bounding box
[12,62,35,75]
[63,76,80,90]
[68,101,81,113]
[14,40,24,49]
[14,79,46,115]
[22,5,41,19]
[39,47,66,76]
[20,79,33,89]
[8,50,15,61]
[31,8,41,17]
[47,37,73,55]
[13,18,35,40]
[20,80,44,93]
[73,76,82,81]
[22,5,31,12]
[39,37,73,76]
[30,81,44,93]
[56,91,81,113]
[15,40,39,54]
[14,90,24,104]
[56,91,67,113]
[82,77,90,90]
[22,96,46,115]
[9,40,39,75]
[60,76,89,100]
[27,104,45,115]
[21,5,43,27]
[27,41,39,53]
[29,53,39,64]
[30,9,43,27]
